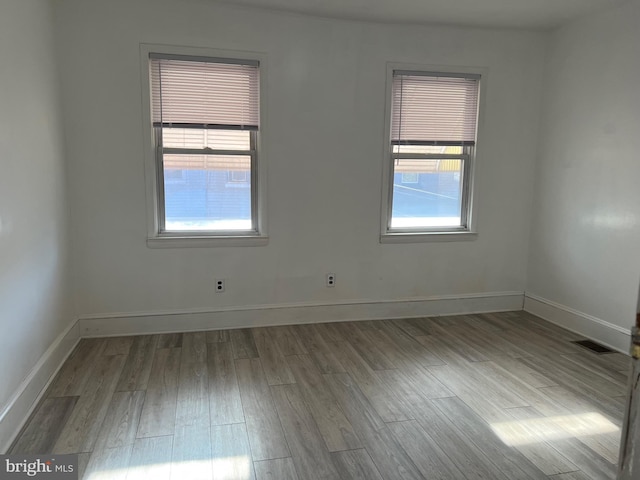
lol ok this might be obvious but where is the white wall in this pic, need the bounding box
[0,0,73,447]
[53,0,545,323]
[526,0,640,345]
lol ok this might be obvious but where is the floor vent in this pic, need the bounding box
[572,339,615,354]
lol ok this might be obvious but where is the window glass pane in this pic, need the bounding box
[393,145,463,155]
[391,159,463,228]
[163,154,252,231]
[163,128,251,150]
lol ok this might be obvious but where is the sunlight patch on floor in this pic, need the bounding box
[491,412,620,446]
[86,455,252,480]
[211,455,252,479]
[120,461,171,480]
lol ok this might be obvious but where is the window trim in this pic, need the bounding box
[379,63,487,243]
[140,44,268,248]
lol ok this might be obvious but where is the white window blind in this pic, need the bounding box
[150,54,260,130]
[391,72,479,145]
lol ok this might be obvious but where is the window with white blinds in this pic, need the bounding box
[149,53,261,236]
[385,70,480,235]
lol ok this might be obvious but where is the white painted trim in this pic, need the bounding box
[147,235,269,248]
[524,293,631,354]
[77,291,523,320]
[0,319,80,454]
[78,292,524,337]
[380,231,478,243]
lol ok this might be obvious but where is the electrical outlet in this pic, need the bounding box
[215,279,225,293]
[326,273,336,288]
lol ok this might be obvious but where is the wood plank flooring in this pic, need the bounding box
[10,311,631,480]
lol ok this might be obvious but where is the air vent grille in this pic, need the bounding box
[572,339,615,354]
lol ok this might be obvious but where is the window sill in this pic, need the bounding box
[380,231,477,244]
[147,234,269,248]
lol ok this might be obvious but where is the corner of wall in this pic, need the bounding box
[0,318,79,454]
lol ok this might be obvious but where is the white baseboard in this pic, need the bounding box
[0,319,80,454]
[78,292,525,337]
[524,293,631,354]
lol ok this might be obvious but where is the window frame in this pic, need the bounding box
[380,63,486,243]
[140,44,268,248]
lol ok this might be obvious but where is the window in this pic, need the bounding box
[145,50,265,245]
[382,69,481,239]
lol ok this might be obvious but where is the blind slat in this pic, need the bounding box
[391,73,479,144]
[150,57,260,128]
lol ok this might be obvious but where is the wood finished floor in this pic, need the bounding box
[10,311,631,480]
